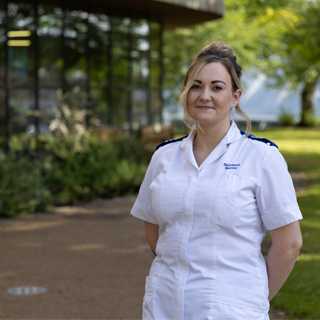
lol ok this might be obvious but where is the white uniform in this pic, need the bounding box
[131,121,302,320]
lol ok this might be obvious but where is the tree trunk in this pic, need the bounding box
[299,79,317,127]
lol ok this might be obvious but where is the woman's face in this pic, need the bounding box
[187,62,241,129]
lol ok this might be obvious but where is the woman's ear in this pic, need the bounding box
[232,89,242,108]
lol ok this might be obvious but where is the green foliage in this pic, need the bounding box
[0,133,153,217]
[41,134,152,205]
[0,151,51,218]
[299,112,320,128]
[164,0,320,125]
[49,86,90,138]
[277,107,296,126]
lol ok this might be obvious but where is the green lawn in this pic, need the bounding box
[251,127,320,319]
[174,126,320,318]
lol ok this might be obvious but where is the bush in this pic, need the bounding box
[0,84,155,217]
[299,113,320,127]
[278,107,296,126]
[0,151,51,217]
[40,134,152,205]
[0,134,153,217]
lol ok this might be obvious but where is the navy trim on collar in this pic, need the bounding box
[240,130,278,148]
[156,135,189,150]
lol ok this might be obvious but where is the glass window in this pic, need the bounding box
[89,13,109,88]
[112,31,129,85]
[9,89,35,150]
[131,19,151,125]
[150,21,161,88]
[64,9,88,90]
[151,88,161,123]
[0,3,6,86]
[149,21,162,123]
[0,118,6,149]
[88,12,112,125]
[0,1,164,147]
[133,55,148,87]
[0,88,5,118]
[90,86,109,124]
[132,88,148,126]
[0,1,6,148]
[7,1,35,87]
[132,18,149,37]
[38,2,63,87]
[113,17,130,34]
[112,89,127,127]
[38,88,58,133]
[0,88,6,149]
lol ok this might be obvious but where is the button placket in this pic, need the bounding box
[174,170,200,319]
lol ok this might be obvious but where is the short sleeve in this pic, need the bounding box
[256,147,303,230]
[131,157,158,225]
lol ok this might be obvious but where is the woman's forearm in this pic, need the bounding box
[266,241,301,301]
[266,221,302,301]
[145,221,159,254]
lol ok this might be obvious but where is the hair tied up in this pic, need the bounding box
[179,41,251,135]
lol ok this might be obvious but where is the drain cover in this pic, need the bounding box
[7,286,47,295]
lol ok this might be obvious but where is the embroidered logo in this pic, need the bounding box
[224,163,240,170]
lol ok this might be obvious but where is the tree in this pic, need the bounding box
[245,0,320,126]
[280,0,320,126]
[163,0,320,126]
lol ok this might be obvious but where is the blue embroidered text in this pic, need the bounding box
[224,163,240,170]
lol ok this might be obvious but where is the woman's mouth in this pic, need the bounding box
[196,106,214,110]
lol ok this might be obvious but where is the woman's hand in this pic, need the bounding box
[145,221,159,255]
[266,220,303,301]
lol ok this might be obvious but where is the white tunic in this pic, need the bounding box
[131,121,302,320]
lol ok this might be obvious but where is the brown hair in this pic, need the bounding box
[179,41,251,135]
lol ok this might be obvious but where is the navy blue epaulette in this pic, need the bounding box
[156,135,189,150]
[240,130,278,148]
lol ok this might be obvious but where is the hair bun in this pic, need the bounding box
[197,41,242,79]
[205,41,234,56]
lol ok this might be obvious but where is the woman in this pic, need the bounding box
[131,41,303,320]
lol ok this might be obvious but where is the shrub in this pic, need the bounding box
[40,134,152,205]
[278,107,296,126]
[299,113,320,127]
[0,151,51,217]
[0,132,153,217]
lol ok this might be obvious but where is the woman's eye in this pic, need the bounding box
[213,86,222,90]
[191,85,201,90]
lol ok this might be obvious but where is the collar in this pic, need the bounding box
[226,120,242,144]
[181,120,242,149]
[181,121,242,169]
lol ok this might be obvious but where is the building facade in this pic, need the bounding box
[0,0,223,150]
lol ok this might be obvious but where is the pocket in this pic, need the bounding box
[213,302,269,320]
[142,276,157,320]
[142,294,153,320]
[217,175,257,228]
[214,281,269,313]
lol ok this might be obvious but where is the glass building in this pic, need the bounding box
[0,0,223,150]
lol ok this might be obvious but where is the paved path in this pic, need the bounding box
[0,196,292,319]
[0,196,152,319]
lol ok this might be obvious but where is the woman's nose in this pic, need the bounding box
[199,88,211,101]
